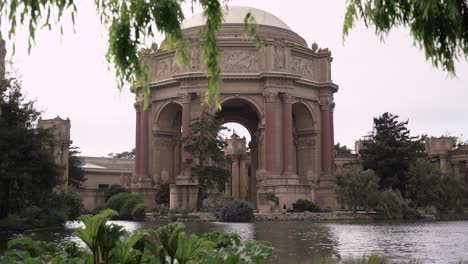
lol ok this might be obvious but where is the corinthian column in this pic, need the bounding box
[264,92,278,173]
[139,106,149,178]
[180,93,192,174]
[330,103,335,175]
[134,103,141,178]
[320,96,332,177]
[282,93,294,175]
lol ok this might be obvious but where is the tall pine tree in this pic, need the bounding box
[360,112,425,196]
[184,112,230,207]
[0,79,60,219]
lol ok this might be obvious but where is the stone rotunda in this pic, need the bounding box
[132,6,338,211]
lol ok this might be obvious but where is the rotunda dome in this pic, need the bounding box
[182,6,291,30]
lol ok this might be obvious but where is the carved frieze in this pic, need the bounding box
[290,55,314,80]
[220,49,259,73]
[295,131,317,150]
[155,57,182,80]
[153,132,176,150]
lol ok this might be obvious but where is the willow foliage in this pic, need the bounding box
[0,0,263,108]
[343,0,468,74]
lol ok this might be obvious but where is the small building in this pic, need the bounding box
[77,156,134,210]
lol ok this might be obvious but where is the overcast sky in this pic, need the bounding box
[2,0,467,156]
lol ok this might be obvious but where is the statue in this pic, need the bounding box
[152,173,160,186]
[307,169,319,185]
[161,168,169,183]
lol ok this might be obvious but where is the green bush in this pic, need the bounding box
[155,182,170,206]
[105,184,130,201]
[106,192,135,212]
[219,200,254,222]
[131,203,146,221]
[202,192,225,212]
[60,190,83,220]
[119,197,143,220]
[292,199,321,212]
[0,211,278,264]
[19,190,83,227]
[376,189,420,220]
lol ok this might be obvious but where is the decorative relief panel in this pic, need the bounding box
[220,49,259,73]
[155,57,182,80]
[290,56,314,80]
[153,132,176,150]
[295,132,317,150]
[273,39,286,71]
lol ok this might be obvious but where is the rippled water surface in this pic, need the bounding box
[2,220,468,263]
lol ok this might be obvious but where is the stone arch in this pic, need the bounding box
[292,101,319,184]
[154,101,183,132]
[216,97,262,206]
[216,96,262,135]
[152,102,183,184]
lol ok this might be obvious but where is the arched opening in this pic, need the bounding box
[292,102,319,184]
[216,98,261,206]
[152,102,183,184]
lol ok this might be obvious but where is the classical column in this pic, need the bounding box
[440,154,448,174]
[139,107,149,178]
[264,92,278,173]
[249,138,258,205]
[134,103,141,177]
[282,93,294,175]
[240,156,248,199]
[330,103,335,175]
[320,97,332,177]
[180,93,192,174]
[231,155,240,198]
[198,92,207,114]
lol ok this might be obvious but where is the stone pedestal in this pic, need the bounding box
[131,178,156,210]
[169,176,198,210]
[256,174,312,213]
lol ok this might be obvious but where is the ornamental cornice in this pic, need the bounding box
[263,91,278,103]
[134,102,142,111]
[178,93,192,104]
[281,93,294,104]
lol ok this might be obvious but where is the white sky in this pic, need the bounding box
[2,0,467,156]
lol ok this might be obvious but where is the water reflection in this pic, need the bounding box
[2,220,468,263]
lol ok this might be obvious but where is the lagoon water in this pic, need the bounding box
[2,220,468,263]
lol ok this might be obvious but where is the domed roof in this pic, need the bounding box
[182,6,291,30]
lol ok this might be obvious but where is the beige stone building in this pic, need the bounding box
[132,6,339,211]
[77,156,134,210]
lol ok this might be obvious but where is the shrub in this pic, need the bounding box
[155,182,170,206]
[131,203,146,221]
[105,184,130,201]
[292,199,321,213]
[265,192,279,205]
[60,190,83,220]
[119,197,143,220]
[376,189,420,220]
[219,200,254,222]
[106,192,135,212]
[202,193,225,212]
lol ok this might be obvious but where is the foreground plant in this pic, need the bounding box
[0,209,277,264]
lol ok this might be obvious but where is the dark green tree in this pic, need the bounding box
[407,158,443,208]
[184,112,230,207]
[343,0,468,74]
[108,148,136,159]
[0,78,61,219]
[361,112,425,196]
[155,182,170,207]
[334,142,353,154]
[68,142,86,188]
[335,165,379,212]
